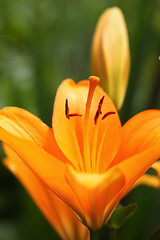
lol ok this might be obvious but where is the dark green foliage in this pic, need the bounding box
[107,204,137,229]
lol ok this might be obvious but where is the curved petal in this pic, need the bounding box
[151,161,160,176]
[0,107,67,162]
[102,147,160,225]
[117,147,160,197]
[3,144,89,240]
[52,79,86,171]
[65,165,125,230]
[0,126,85,220]
[111,110,160,165]
[131,174,160,189]
[102,147,160,224]
[130,160,160,190]
[52,78,121,173]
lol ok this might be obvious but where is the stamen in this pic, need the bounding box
[65,99,82,119]
[94,96,104,124]
[102,111,116,120]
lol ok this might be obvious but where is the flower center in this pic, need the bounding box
[64,76,116,173]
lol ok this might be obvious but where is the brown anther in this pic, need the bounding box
[65,99,82,119]
[65,99,69,118]
[98,96,104,111]
[68,113,82,119]
[94,111,100,124]
[102,111,116,120]
[94,96,105,124]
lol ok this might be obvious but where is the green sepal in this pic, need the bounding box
[107,203,137,229]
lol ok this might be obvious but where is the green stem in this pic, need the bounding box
[90,230,100,240]
[146,225,160,240]
[108,227,117,240]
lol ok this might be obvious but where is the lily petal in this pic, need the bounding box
[151,161,160,176]
[131,174,160,189]
[0,125,85,220]
[66,165,125,230]
[0,107,85,217]
[52,78,122,173]
[111,110,160,165]
[52,79,86,171]
[3,144,89,240]
[117,147,160,195]
[130,160,160,190]
[0,107,67,162]
[102,147,160,225]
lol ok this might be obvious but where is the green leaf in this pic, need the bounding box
[146,225,160,240]
[107,203,137,229]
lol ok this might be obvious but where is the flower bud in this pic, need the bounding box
[91,7,130,110]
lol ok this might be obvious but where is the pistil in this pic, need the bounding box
[83,76,100,172]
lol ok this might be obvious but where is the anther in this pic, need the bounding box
[68,113,82,119]
[98,96,104,112]
[65,99,82,119]
[102,111,116,120]
[94,96,105,124]
[65,99,69,118]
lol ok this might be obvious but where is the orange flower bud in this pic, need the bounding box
[91,7,130,110]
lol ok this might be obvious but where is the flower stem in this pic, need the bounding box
[90,230,100,240]
[108,227,117,240]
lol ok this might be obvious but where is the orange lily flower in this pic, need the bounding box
[0,76,160,231]
[3,144,89,240]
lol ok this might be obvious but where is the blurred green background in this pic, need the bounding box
[0,0,159,239]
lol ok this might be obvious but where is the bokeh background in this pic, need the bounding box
[0,0,160,239]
